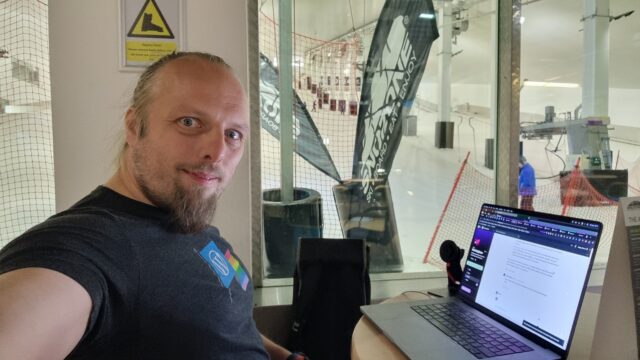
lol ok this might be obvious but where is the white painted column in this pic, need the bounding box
[490,2,498,141]
[279,0,294,203]
[438,1,453,122]
[582,0,609,118]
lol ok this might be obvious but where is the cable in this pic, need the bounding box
[347,0,356,33]
[536,173,560,180]
[401,290,431,297]
[553,133,564,152]
[468,117,477,166]
[540,149,566,177]
[544,134,566,170]
[550,135,567,171]
[536,135,565,179]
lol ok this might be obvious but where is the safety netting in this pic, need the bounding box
[424,153,640,269]
[0,0,55,248]
[259,11,374,238]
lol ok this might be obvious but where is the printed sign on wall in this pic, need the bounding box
[120,0,184,69]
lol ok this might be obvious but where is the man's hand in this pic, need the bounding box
[0,268,92,360]
[260,335,309,360]
[261,334,293,360]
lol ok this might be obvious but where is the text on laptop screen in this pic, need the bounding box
[458,204,601,351]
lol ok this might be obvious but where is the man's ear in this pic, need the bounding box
[124,107,139,146]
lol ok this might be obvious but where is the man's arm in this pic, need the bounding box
[261,334,292,360]
[0,267,92,360]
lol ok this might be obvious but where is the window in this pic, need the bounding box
[255,0,498,283]
[252,0,639,286]
[0,0,55,247]
[519,0,640,268]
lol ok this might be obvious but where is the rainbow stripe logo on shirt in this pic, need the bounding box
[198,241,250,291]
[225,249,249,291]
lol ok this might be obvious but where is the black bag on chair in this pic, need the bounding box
[289,238,370,360]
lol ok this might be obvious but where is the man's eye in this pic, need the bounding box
[179,117,199,128]
[226,129,243,140]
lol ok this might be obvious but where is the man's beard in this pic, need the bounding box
[169,183,218,233]
[139,178,219,234]
[132,148,221,233]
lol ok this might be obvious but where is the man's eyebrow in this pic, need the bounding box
[233,122,250,133]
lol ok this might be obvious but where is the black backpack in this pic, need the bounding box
[289,238,371,360]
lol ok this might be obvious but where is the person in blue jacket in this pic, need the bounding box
[519,156,537,211]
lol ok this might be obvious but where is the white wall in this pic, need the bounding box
[49,0,253,269]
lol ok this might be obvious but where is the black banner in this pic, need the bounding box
[352,0,439,203]
[259,53,341,182]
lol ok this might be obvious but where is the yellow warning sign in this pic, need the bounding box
[126,41,176,63]
[128,0,174,39]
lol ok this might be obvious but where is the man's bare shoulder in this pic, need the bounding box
[0,267,92,359]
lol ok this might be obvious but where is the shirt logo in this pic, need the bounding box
[225,249,250,291]
[209,250,230,277]
[198,241,249,291]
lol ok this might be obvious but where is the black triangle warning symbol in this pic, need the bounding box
[128,0,174,39]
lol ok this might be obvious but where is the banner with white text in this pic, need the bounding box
[352,0,439,203]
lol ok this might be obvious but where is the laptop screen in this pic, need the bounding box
[458,204,602,352]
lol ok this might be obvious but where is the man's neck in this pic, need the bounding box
[104,167,154,207]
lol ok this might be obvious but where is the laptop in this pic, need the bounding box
[361,203,603,359]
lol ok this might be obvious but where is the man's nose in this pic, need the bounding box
[201,130,226,163]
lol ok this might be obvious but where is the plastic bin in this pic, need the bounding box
[263,188,323,278]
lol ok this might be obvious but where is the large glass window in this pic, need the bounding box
[254,0,639,284]
[519,0,640,268]
[256,0,498,281]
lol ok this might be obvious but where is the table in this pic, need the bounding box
[351,290,601,360]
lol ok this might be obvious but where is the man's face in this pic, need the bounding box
[126,58,249,233]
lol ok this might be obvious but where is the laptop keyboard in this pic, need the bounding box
[411,302,534,359]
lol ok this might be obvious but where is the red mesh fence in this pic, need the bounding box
[424,154,640,269]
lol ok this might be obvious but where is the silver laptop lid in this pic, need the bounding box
[457,204,602,357]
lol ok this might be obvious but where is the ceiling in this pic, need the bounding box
[261,0,640,89]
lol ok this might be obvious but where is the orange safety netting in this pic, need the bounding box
[424,154,640,269]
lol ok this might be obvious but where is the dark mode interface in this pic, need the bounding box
[459,205,600,351]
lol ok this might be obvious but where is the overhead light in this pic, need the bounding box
[519,16,525,24]
[419,13,435,19]
[523,80,579,88]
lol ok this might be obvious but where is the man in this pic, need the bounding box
[518,156,536,211]
[0,52,300,359]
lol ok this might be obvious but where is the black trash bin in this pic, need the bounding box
[263,188,323,278]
